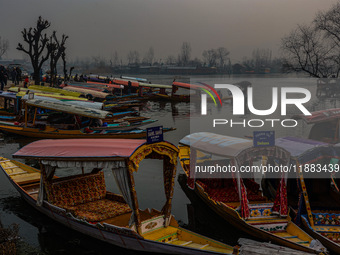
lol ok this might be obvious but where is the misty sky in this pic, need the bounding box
[0,0,338,64]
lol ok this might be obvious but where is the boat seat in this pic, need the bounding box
[64,198,131,222]
[45,172,131,222]
[312,212,340,226]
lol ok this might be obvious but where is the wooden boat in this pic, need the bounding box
[0,92,21,117]
[154,82,229,103]
[0,139,235,254]
[273,137,340,254]
[293,108,340,144]
[0,99,173,139]
[91,119,158,131]
[178,132,327,254]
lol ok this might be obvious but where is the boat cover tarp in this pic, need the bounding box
[26,99,111,119]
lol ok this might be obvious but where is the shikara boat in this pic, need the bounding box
[0,92,21,117]
[178,132,327,254]
[0,99,173,139]
[91,119,158,131]
[274,137,340,254]
[0,139,235,254]
[293,108,340,144]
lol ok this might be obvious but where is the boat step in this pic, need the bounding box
[171,240,192,246]
[186,243,209,249]
[9,171,27,176]
[4,166,20,169]
[28,191,39,195]
[200,244,210,249]
[166,238,178,244]
[181,241,193,246]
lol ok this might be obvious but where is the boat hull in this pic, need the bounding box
[1,161,232,255]
[0,124,175,139]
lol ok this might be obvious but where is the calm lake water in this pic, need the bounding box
[0,74,339,254]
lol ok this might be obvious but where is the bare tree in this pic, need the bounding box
[143,46,154,65]
[48,31,68,86]
[202,49,217,67]
[17,16,52,85]
[165,55,176,65]
[127,50,140,65]
[112,51,119,67]
[216,47,230,69]
[281,24,338,77]
[179,42,191,66]
[281,3,340,78]
[315,2,340,47]
[0,36,9,60]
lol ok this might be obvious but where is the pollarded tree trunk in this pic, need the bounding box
[17,16,51,85]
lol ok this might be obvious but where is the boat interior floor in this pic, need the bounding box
[101,208,162,227]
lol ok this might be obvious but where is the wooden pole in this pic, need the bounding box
[32,108,37,126]
[297,162,314,227]
[24,103,28,127]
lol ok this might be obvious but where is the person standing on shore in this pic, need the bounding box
[16,67,22,84]
[0,66,5,90]
[24,76,29,88]
[11,68,17,85]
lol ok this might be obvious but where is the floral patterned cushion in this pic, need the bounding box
[313,213,340,226]
[50,172,106,207]
[71,199,131,222]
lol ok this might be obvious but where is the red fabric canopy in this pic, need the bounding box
[13,139,146,160]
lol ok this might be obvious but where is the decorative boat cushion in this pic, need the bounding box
[49,172,106,207]
[313,213,340,226]
[198,178,266,203]
[71,198,132,222]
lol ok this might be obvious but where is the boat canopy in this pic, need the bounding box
[293,108,340,124]
[16,91,89,101]
[179,132,290,164]
[13,138,178,233]
[0,92,17,100]
[275,137,336,165]
[180,132,291,219]
[21,94,103,110]
[13,139,145,161]
[13,139,178,171]
[63,86,109,98]
[29,85,82,97]
[86,81,124,89]
[25,99,112,119]
[113,79,139,87]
